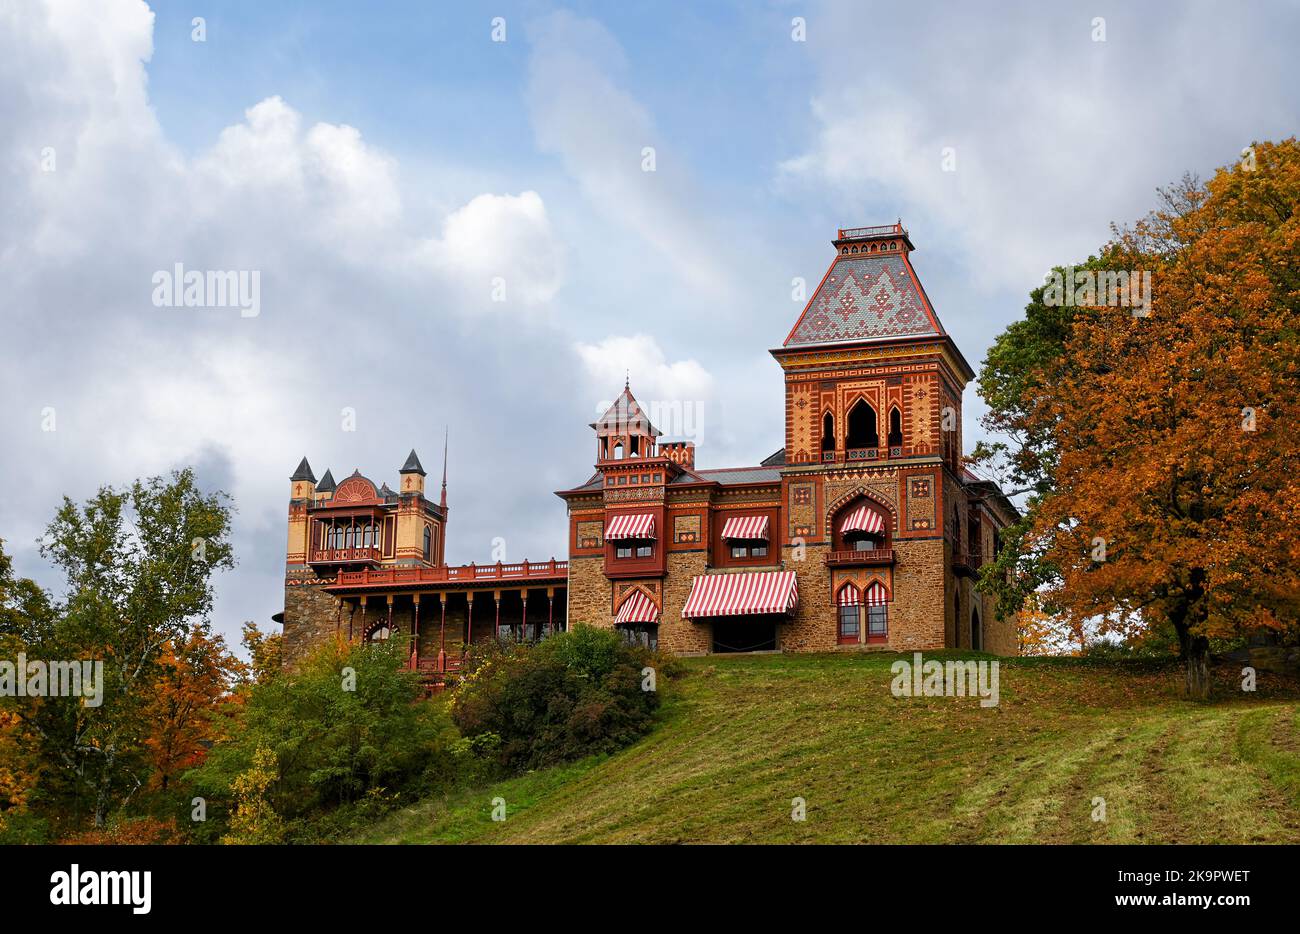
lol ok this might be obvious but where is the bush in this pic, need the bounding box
[187,636,459,841]
[450,625,665,771]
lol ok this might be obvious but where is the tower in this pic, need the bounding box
[771,223,976,651]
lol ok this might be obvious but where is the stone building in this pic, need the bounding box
[278,224,1018,673]
[556,223,1019,655]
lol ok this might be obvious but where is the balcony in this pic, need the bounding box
[310,546,381,568]
[837,223,908,241]
[327,558,569,591]
[953,550,982,577]
[825,548,895,568]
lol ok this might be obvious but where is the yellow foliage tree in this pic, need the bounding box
[221,744,285,845]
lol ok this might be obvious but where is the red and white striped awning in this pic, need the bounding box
[681,570,798,619]
[840,504,886,536]
[864,581,889,606]
[720,515,769,541]
[604,513,656,541]
[615,589,660,624]
[836,583,861,606]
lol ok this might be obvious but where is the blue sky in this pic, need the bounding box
[2,0,1297,651]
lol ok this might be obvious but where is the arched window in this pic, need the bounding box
[846,399,878,449]
[836,583,861,644]
[613,442,624,460]
[366,625,391,644]
[887,407,903,447]
[865,582,889,642]
[344,525,354,548]
[821,412,835,451]
[954,589,961,646]
[970,609,982,651]
[423,526,432,562]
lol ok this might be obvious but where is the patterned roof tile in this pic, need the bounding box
[785,252,942,346]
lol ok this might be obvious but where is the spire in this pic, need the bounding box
[399,448,426,476]
[315,468,336,492]
[290,457,315,482]
[440,426,448,510]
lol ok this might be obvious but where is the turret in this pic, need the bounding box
[592,381,661,463]
[399,448,426,496]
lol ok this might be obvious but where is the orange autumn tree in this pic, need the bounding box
[146,625,245,791]
[1010,139,1300,697]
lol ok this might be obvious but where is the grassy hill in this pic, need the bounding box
[348,652,1300,844]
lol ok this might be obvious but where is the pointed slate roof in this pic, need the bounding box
[290,457,316,482]
[315,469,336,493]
[590,384,661,437]
[399,449,426,476]
[784,235,944,347]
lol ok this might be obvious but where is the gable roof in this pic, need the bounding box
[784,249,944,347]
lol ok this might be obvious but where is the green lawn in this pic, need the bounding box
[347,652,1300,844]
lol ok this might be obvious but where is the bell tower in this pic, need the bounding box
[592,381,661,463]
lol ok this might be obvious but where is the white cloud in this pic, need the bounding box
[779,1,1299,293]
[0,0,573,649]
[526,10,727,295]
[574,334,714,441]
[421,190,563,305]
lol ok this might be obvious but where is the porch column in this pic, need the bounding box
[411,594,421,668]
[521,590,528,642]
[547,587,554,637]
[466,592,474,648]
[335,601,342,636]
[437,592,447,672]
[493,589,501,640]
[358,597,367,642]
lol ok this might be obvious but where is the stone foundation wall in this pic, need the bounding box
[282,580,343,668]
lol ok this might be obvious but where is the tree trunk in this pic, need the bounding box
[1173,608,1211,700]
[1183,635,1210,699]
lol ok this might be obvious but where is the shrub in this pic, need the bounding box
[59,815,183,845]
[450,625,664,771]
[187,636,458,841]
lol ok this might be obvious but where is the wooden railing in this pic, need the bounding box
[825,548,895,567]
[310,546,381,565]
[330,559,568,589]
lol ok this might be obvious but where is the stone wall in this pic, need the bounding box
[282,581,343,668]
[889,538,947,651]
[659,550,712,655]
[781,543,836,651]
[566,555,609,628]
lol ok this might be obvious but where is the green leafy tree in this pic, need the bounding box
[190,636,455,839]
[6,470,233,827]
[451,624,664,771]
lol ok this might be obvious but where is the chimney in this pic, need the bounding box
[661,441,695,470]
